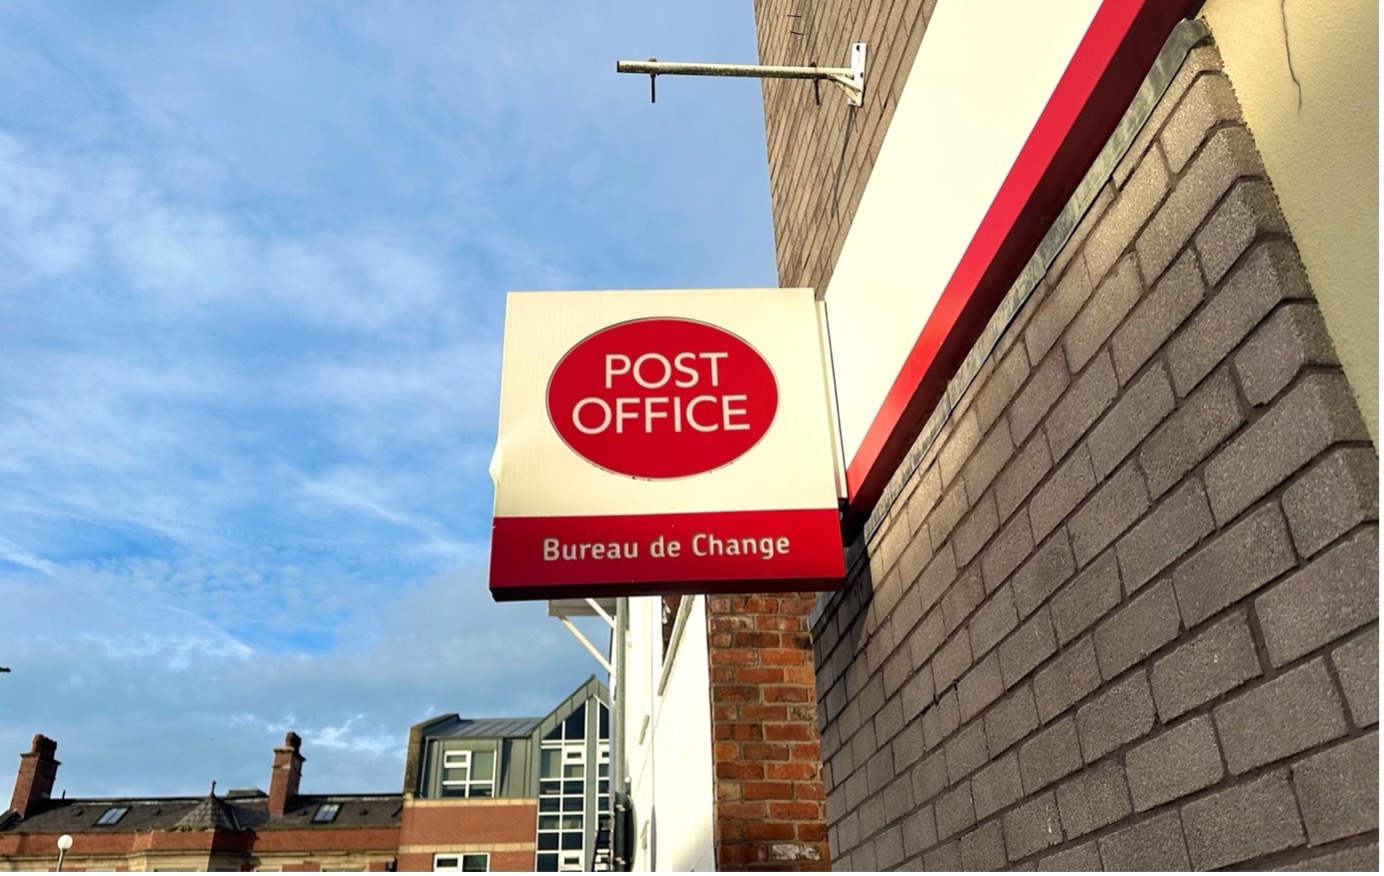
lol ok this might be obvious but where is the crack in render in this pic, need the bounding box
[1279,0,1303,110]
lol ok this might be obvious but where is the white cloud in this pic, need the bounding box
[0,0,770,799]
[0,563,609,796]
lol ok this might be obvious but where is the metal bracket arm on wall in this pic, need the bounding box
[552,604,614,675]
[617,43,866,107]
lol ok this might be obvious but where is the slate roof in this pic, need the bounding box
[410,676,609,743]
[0,792,403,834]
[173,790,243,831]
[421,716,542,739]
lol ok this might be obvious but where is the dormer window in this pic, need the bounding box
[95,806,129,826]
[311,802,340,823]
[440,749,495,798]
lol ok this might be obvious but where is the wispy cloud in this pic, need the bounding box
[0,0,771,797]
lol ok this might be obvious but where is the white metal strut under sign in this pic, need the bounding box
[488,288,845,601]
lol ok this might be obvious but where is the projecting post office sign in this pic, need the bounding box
[489,288,845,601]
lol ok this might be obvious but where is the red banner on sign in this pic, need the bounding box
[489,508,845,600]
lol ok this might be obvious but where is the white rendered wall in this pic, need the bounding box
[824,0,1103,464]
[623,596,716,871]
[1199,0,1378,443]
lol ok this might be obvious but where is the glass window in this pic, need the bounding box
[540,748,562,778]
[438,746,495,798]
[311,803,340,823]
[472,750,495,781]
[536,700,604,873]
[435,854,488,872]
[563,706,586,740]
[95,806,129,826]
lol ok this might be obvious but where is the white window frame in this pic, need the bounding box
[439,748,495,798]
[434,852,489,871]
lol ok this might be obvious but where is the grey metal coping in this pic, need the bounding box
[422,715,543,740]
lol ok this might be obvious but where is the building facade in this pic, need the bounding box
[400,676,613,873]
[619,590,830,871]
[530,2,1379,872]
[0,733,401,872]
[1,678,613,872]
[746,0,1377,871]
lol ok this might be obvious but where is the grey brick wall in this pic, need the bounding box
[761,20,1380,872]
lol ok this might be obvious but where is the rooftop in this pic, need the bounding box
[1,792,403,834]
[417,715,542,740]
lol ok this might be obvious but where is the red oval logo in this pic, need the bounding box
[546,318,778,479]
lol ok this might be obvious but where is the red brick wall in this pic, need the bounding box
[0,826,398,868]
[707,594,829,870]
[396,848,532,873]
[487,849,533,871]
[395,851,432,871]
[399,799,537,846]
[246,826,400,853]
[396,798,537,872]
[3,803,531,872]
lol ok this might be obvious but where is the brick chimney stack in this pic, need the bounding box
[268,731,304,816]
[8,734,60,818]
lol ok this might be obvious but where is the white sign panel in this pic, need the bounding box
[489,288,844,601]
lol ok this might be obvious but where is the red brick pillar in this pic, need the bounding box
[8,734,59,818]
[706,594,829,871]
[268,732,304,816]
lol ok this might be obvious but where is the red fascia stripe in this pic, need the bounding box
[489,507,845,601]
[843,0,1195,524]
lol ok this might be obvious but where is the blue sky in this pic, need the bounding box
[0,1,774,797]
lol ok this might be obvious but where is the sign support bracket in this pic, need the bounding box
[554,611,614,676]
[584,597,616,630]
[617,43,866,107]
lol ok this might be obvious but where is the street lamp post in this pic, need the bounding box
[56,834,73,871]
